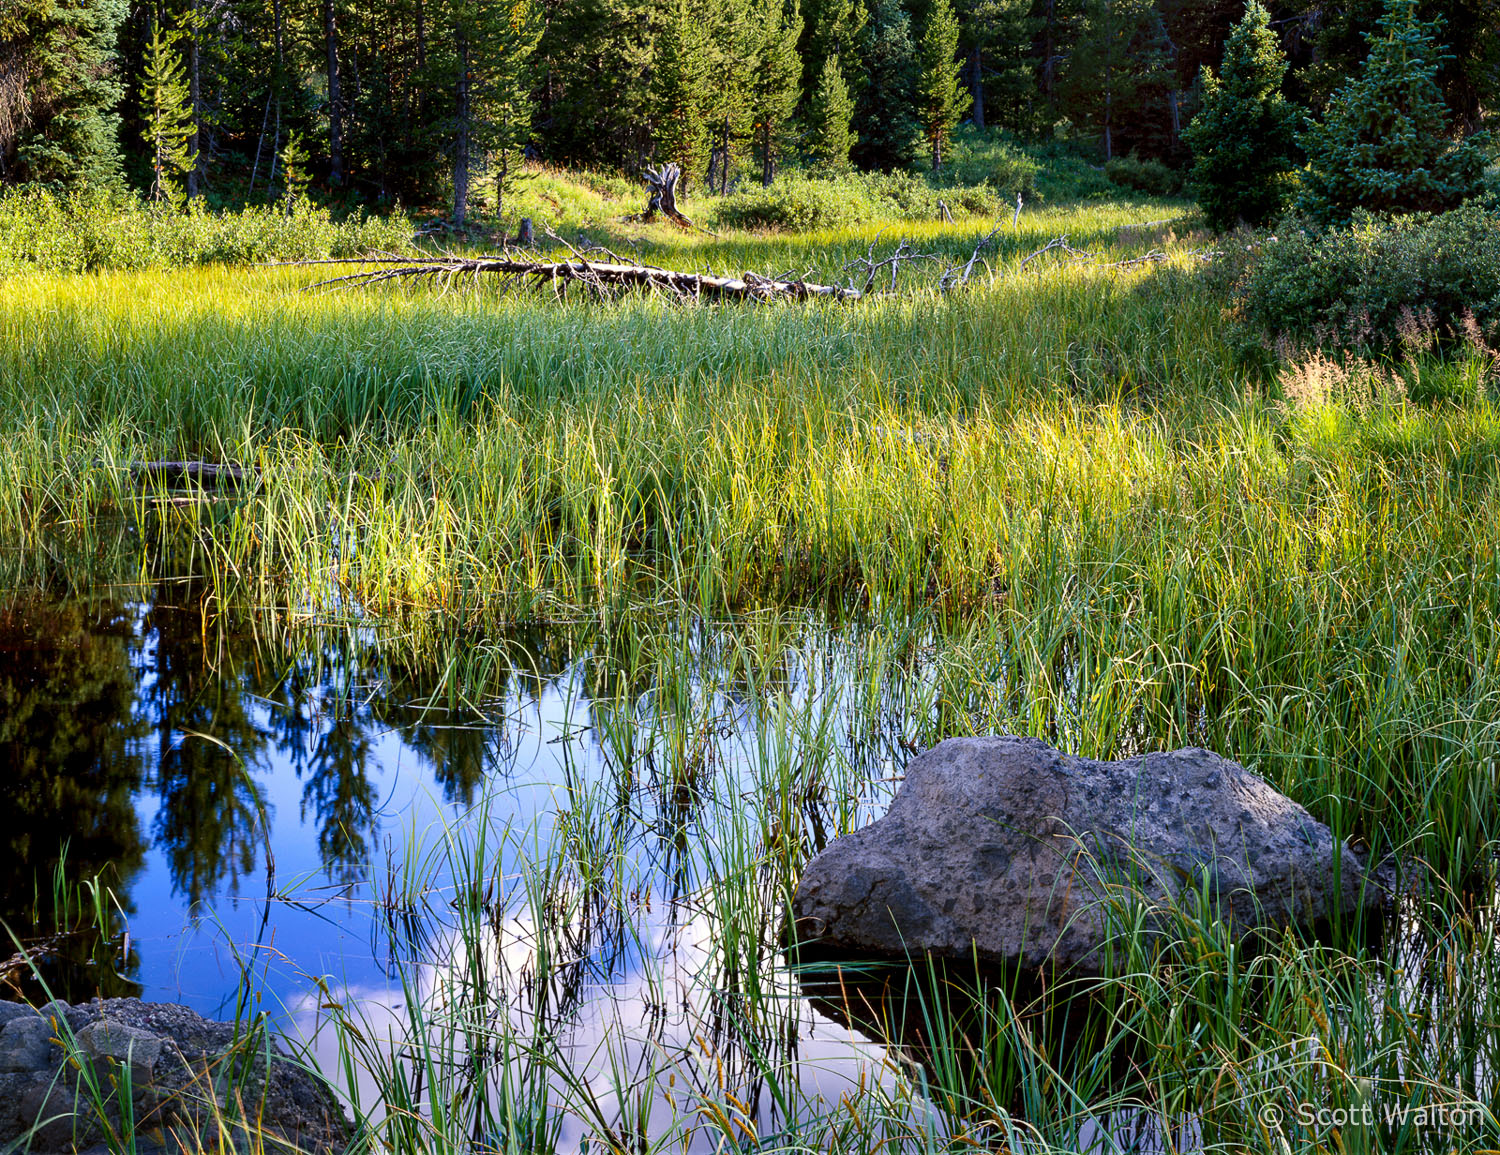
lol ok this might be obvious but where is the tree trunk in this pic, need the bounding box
[453,24,470,225]
[1043,0,1055,111]
[970,47,984,130]
[249,89,271,195]
[323,0,344,186]
[187,0,201,198]
[1104,82,1112,160]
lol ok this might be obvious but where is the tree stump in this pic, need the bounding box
[642,163,697,230]
[515,217,535,246]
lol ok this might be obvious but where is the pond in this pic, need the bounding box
[4,554,997,1150]
[5,533,1490,1155]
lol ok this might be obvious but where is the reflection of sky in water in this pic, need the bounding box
[126,667,623,1017]
[2,585,1223,1151]
[3,588,934,1144]
[286,894,936,1153]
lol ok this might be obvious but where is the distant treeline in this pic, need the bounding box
[0,0,1495,219]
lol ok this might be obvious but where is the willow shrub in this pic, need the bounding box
[0,187,413,275]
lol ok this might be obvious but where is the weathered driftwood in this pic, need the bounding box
[642,162,698,231]
[130,461,257,487]
[293,236,861,302]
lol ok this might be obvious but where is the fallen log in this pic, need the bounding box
[130,461,257,487]
[290,245,861,302]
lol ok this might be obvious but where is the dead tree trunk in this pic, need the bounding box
[453,23,471,225]
[323,0,344,186]
[292,248,861,301]
[642,163,698,230]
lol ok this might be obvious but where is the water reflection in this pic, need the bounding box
[0,596,148,999]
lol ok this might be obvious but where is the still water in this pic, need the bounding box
[3,567,975,1148]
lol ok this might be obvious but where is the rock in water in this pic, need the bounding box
[793,736,1386,975]
[0,998,351,1155]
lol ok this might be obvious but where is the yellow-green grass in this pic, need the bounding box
[6,201,1500,1151]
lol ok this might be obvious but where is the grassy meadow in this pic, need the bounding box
[5,182,1500,1152]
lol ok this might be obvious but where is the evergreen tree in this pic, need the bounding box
[959,0,1040,135]
[800,0,865,100]
[749,0,803,185]
[1062,0,1172,160]
[445,0,540,225]
[805,51,855,167]
[915,0,969,170]
[650,0,712,186]
[1299,0,1487,222]
[852,0,918,169]
[140,20,195,206]
[1288,0,1499,133]
[702,0,758,192]
[0,0,126,189]
[533,0,656,171]
[1183,0,1300,231]
[278,128,308,212]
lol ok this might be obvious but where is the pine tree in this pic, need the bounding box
[702,0,758,192]
[799,0,865,100]
[533,0,656,171]
[1,0,126,189]
[445,0,540,225]
[915,0,969,171]
[278,128,308,212]
[651,0,712,187]
[960,0,1040,135]
[851,0,918,170]
[1183,0,1300,231]
[748,0,802,185]
[1298,0,1487,222]
[141,20,195,206]
[1063,0,1171,160]
[805,52,855,167]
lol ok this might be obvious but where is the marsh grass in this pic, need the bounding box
[6,200,1500,1153]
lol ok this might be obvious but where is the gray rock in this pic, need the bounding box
[0,1017,54,1073]
[0,999,351,1155]
[793,736,1387,976]
[77,1021,163,1071]
[0,1003,36,1030]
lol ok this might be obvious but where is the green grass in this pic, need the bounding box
[5,191,1500,1153]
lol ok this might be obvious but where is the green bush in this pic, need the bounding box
[936,126,1041,197]
[1233,204,1500,352]
[709,170,1002,231]
[0,187,413,274]
[1104,154,1187,198]
[1025,139,1119,202]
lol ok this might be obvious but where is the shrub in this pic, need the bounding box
[1232,203,1500,352]
[0,187,413,274]
[708,170,1002,231]
[1104,154,1187,198]
[1182,0,1301,231]
[938,126,1041,197]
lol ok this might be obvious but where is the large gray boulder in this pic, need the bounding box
[793,736,1386,975]
[0,998,350,1155]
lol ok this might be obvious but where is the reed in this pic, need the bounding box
[6,199,1500,1153]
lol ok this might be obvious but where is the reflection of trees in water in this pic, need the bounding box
[0,597,146,1000]
[301,698,379,883]
[143,593,270,909]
